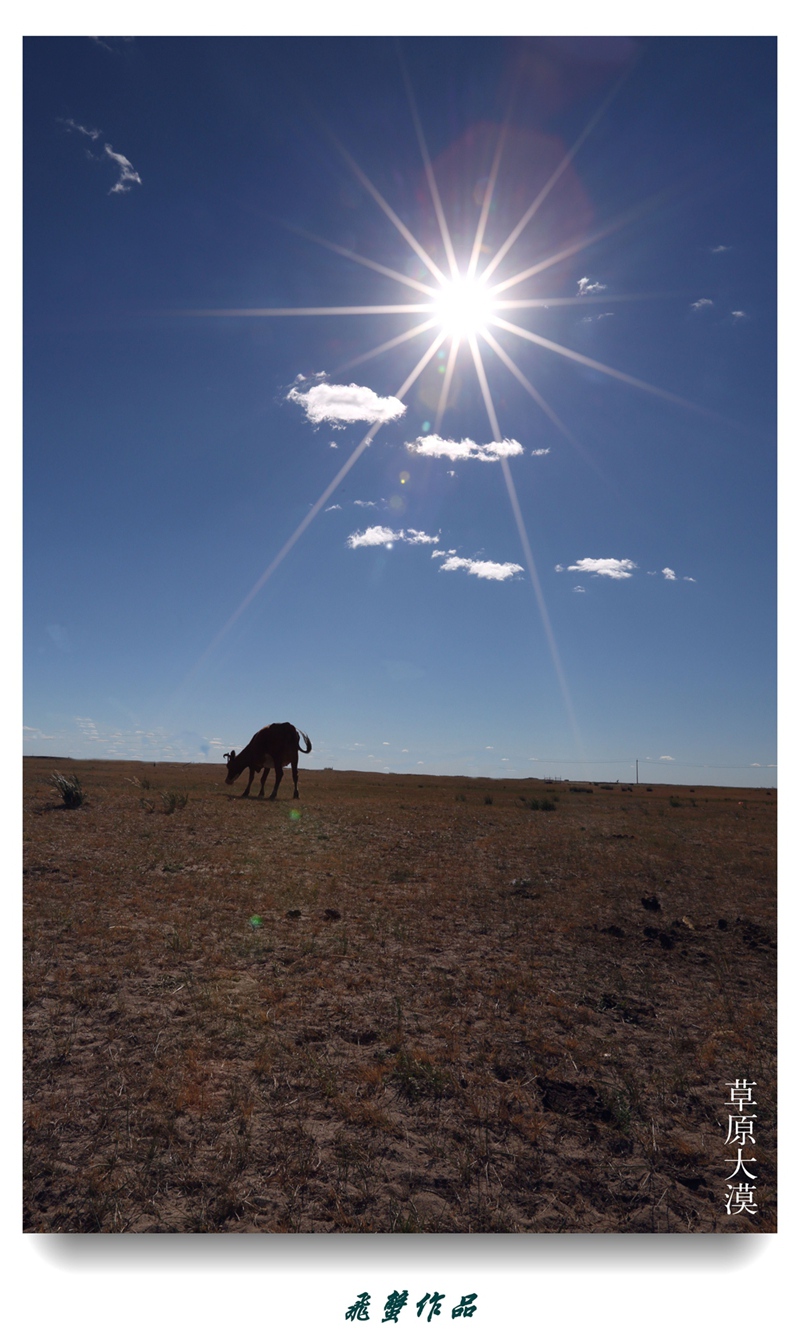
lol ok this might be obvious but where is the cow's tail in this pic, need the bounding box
[297,730,312,754]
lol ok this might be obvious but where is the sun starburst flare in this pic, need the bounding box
[181,57,708,743]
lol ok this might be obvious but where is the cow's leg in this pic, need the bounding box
[269,763,284,800]
[292,756,300,798]
[241,766,255,797]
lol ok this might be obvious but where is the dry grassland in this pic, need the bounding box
[23,757,776,1232]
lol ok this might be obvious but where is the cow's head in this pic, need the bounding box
[223,749,237,784]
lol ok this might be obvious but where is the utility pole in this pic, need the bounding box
[636,759,639,785]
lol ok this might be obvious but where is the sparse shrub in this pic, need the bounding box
[569,786,593,794]
[669,796,682,808]
[161,790,188,814]
[484,795,493,805]
[389,1049,453,1103]
[50,771,84,809]
[455,793,466,802]
[527,798,556,810]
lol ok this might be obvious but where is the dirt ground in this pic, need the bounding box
[23,757,776,1232]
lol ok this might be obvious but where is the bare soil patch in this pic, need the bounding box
[23,758,776,1232]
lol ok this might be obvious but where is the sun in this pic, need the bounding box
[432,274,496,340]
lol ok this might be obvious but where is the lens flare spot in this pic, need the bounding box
[249,915,262,929]
[289,809,301,821]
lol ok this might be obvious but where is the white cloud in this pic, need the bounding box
[59,117,102,141]
[330,441,338,449]
[347,525,399,548]
[60,118,141,194]
[711,244,732,253]
[573,585,586,593]
[104,144,142,193]
[531,448,550,456]
[564,557,637,580]
[346,525,438,550]
[325,504,341,512]
[691,298,714,311]
[731,310,747,319]
[683,576,697,582]
[353,499,378,507]
[662,567,677,580]
[577,277,607,296]
[438,555,523,582]
[659,755,675,762]
[288,381,406,427]
[75,716,103,743]
[405,434,523,463]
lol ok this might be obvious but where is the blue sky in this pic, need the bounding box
[23,36,776,786]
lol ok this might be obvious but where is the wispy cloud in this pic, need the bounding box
[325,504,342,512]
[346,525,439,549]
[405,434,523,463]
[731,310,747,320]
[75,715,103,742]
[691,298,714,311]
[437,555,523,582]
[353,499,378,507]
[104,144,142,193]
[60,118,142,194]
[288,380,406,427]
[59,117,102,141]
[90,37,135,53]
[659,755,675,762]
[530,448,550,456]
[561,557,637,580]
[710,244,732,253]
[577,277,607,295]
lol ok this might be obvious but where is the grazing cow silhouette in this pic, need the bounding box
[223,723,312,800]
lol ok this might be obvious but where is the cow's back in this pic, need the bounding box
[250,722,298,759]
